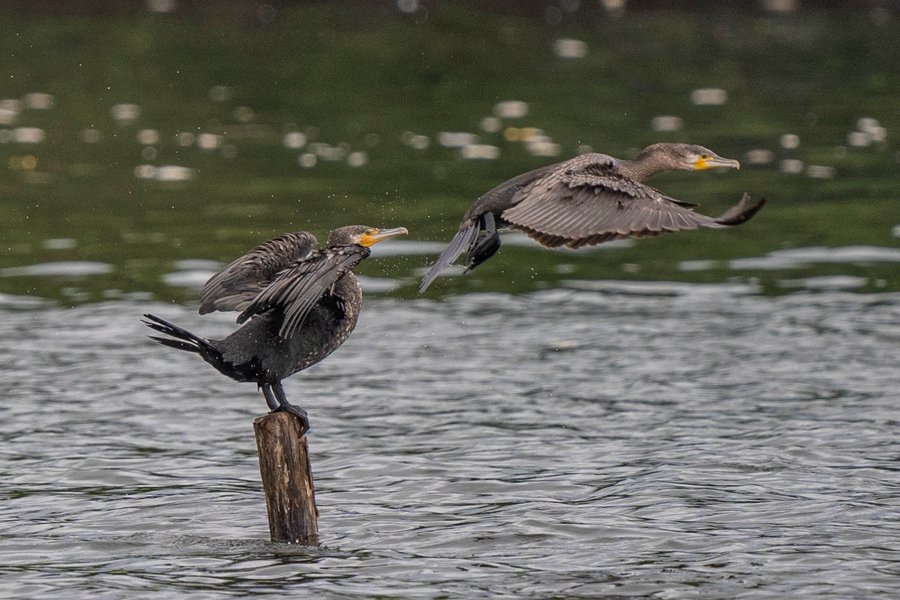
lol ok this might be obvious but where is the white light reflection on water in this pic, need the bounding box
[0,261,114,277]
[731,245,900,270]
[1,288,899,597]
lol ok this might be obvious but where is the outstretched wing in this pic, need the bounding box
[237,245,370,340]
[501,154,758,249]
[199,231,317,315]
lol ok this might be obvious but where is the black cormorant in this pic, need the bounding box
[144,225,408,435]
[420,143,765,291]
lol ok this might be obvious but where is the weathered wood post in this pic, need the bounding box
[253,411,318,545]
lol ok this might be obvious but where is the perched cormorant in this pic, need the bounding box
[144,225,408,435]
[419,143,765,291]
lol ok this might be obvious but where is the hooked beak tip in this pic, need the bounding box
[361,226,408,246]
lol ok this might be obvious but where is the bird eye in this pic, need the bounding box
[700,154,710,159]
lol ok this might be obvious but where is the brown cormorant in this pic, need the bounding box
[144,225,408,435]
[419,143,765,291]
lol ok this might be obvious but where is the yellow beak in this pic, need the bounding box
[695,155,741,171]
[360,226,409,247]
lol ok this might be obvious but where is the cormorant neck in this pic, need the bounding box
[617,151,672,184]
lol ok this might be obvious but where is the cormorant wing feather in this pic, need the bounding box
[462,162,563,220]
[419,163,562,291]
[501,155,734,249]
[419,223,480,292]
[236,246,369,340]
[199,231,317,315]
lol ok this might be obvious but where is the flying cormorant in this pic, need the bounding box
[419,143,765,291]
[144,225,408,435]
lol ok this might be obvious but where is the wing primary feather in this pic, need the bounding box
[419,223,480,292]
[199,231,316,315]
[662,210,678,232]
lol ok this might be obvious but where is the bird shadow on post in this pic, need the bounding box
[253,411,319,545]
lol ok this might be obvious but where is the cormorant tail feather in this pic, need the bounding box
[142,313,210,354]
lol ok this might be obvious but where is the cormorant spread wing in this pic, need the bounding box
[199,231,318,315]
[236,246,370,340]
[503,154,746,249]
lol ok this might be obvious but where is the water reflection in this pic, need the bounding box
[560,278,761,296]
[778,275,869,291]
[161,267,217,288]
[730,245,900,270]
[0,261,114,277]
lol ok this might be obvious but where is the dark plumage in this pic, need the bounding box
[144,225,408,435]
[420,143,765,291]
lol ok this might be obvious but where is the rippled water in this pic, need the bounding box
[3,286,900,598]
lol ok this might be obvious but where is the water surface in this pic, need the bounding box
[2,288,899,598]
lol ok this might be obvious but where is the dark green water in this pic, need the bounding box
[1,5,899,302]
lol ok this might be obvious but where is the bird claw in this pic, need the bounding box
[273,403,310,437]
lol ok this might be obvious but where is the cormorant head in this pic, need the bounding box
[638,143,740,172]
[327,225,409,247]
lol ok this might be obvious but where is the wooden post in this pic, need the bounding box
[253,411,319,545]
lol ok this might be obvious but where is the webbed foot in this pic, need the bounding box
[271,382,310,437]
[465,212,502,271]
